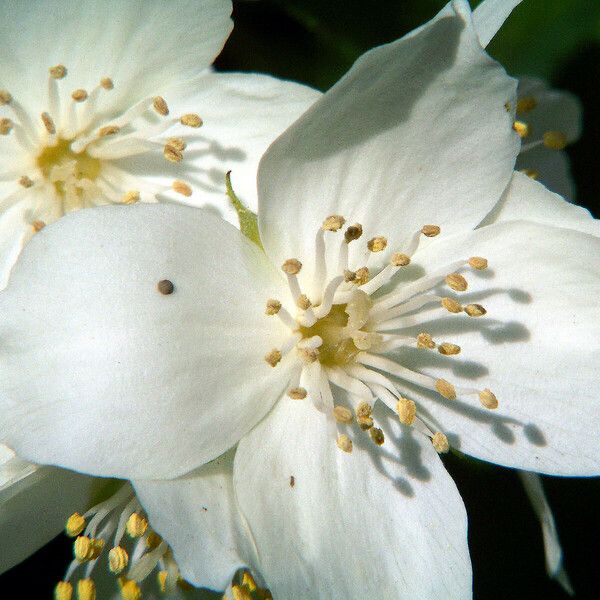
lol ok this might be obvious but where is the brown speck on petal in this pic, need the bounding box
[157,279,174,295]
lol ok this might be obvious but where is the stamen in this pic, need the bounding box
[120,579,142,600]
[288,387,307,400]
[468,256,488,270]
[396,397,417,425]
[49,64,67,79]
[520,168,540,180]
[333,405,353,424]
[344,270,356,282]
[435,379,456,400]
[100,77,114,90]
[313,276,344,319]
[121,191,140,205]
[431,432,450,453]
[344,223,363,243]
[281,259,302,275]
[180,113,202,128]
[19,175,34,188]
[265,349,282,367]
[354,267,370,285]
[66,513,86,537]
[516,96,537,113]
[370,427,385,445]
[391,252,410,266]
[167,137,186,152]
[265,299,281,315]
[513,121,529,138]
[464,303,486,317]
[172,180,192,197]
[543,131,567,150]
[438,342,461,355]
[445,273,468,292]
[0,90,12,105]
[356,401,372,418]
[357,415,374,430]
[417,332,436,349]
[163,143,183,163]
[55,581,73,600]
[108,546,129,574]
[322,215,346,231]
[98,125,121,137]
[71,89,88,102]
[32,220,46,232]
[479,388,499,409]
[441,297,463,313]
[77,579,96,600]
[367,236,387,252]
[152,96,169,116]
[421,225,441,237]
[298,347,320,364]
[336,434,353,453]
[126,513,148,538]
[74,536,105,562]
[0,118,13,135]
[296,294,312,310]
[40,112,56,134]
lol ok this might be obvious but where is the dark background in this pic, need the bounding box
[4,1,600,598]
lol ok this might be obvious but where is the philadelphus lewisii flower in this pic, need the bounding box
[1,0,599,599]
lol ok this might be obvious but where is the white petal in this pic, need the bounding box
[0,0,233,114]
[258,1,518,290]
[401,220,600,475]
[234,398,471,600]
[0,205,291,479]
[116,70,321,225]
[0,452,100,574]
[0,198,36,288]
[134,449,256,591]
[519,472,574,595]
[515,148,576,200]
[480,171,599,236]
[472,0,523,47]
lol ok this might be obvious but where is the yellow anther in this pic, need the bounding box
[71,89,88,102]
[32,220,46,232]
[242,572,258,591]
[432,432,450,454]
[468,256,488,270]
[287,387,307,400]
[0,90,12,105]
[121,190,140,205]
[19,175,34,188]
[281,258,302,275]
[333,405,353,424]
[153,96,169,116]
[157,571,168,593]
[322,215,346,231]
[441,297,463,313]
[343,269,356,282]
[77,579,96,600]
[543,131,567,150]
[464,303,487,318]
[55,581,73,600]
[435,379,456,400]
[126,513,148,538]
[180,113,203,128]
[354,267,370,285]
[146,531,162,549]
[390,252,410,267]
[120,579,142,600]
[298,347,319,364]
[367,236,388,252]
[177,579,194,592]
[421,224,441,237]
[163,143,183,163]
[98,125,120,137]
[344,223,363,243]
[296,294,312,310]
[438,342,461,356]
[167,137,186,151]
[445,273,468,292]
[172,180,192,197]
[108,546,129,574]
[516,96,537,113]
[0,117,13,135]
[74,536,104,562]
[356,401,373,418]
[336,434,353,453]
[49,64,67,79]
[65,513,86,537]
[370,427,385,445]
[265,299,282,315]
[512,120,529,138]
[232,585,252,600]
[417,332,436,349]
[519,168,540,180]
[479,388,499,410]
[357,415,374,430]
[100,77,114,90]
[41,112,56,135]
[264,349,282,368]
[396,397,416,425]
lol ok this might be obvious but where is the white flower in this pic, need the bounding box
[0,0,321,587]
[1,0,599,598]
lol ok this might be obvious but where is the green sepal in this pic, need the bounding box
[226,171,263,250]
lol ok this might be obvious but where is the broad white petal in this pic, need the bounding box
[480,171,599,236]
[0,205,291,479]
[0,197,36,288]
[134,449,256,591]
[0,450,100,574]
[472,0,523,47]
[234,399,471,600]
[0,0,233,114]
[116,70,321,225]
[258,1,518,290]
[400,220,600,475]
[515,148,575,200]
[519,472,574,595]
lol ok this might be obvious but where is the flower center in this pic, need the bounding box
[264,216,498,455]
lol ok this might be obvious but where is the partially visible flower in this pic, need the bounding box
[513,77,581,199]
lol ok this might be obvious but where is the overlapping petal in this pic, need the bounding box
[472,0,523,48]
[0,205,291,479]
[258,1,519,294]
[234,399,471,600]
[399,220,600,475]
